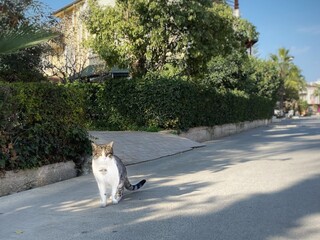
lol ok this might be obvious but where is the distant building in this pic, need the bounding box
[299,82,320,114]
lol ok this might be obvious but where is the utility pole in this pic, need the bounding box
[233,0,257,55]
[234,0,240,18]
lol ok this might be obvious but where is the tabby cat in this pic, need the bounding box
[92,141,146,207]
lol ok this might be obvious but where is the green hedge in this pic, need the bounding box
[74,76,274,131]
[0,82,91,172]
[0,77,273,172]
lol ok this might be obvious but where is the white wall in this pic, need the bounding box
[97,0,115,7]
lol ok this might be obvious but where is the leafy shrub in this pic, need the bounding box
[298,100,308,115]
[0,82,91,172]
[69,75,274,131]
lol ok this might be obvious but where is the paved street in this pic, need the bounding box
[0,117,320,240]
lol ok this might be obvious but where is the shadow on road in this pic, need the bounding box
[111,174,320,240]
[1,118,320,240]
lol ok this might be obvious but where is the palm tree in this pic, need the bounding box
[285,65,306,97]
[270,48,293,115]
[270,48,306,115]
[0,25,57,55]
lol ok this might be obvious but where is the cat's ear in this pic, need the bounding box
[108,141,114,149]
[92,142,98,150]
[105,141,114,154]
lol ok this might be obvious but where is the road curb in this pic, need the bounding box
[179,119,271,142]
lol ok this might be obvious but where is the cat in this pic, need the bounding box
[91,141,146,207]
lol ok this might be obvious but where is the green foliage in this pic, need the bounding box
[298,100,308,114]
[203,52,281,103]
[0,0,57,82]
[84,0,256,77]
[70,76,274,131]
[244,57,281,101]
[0,46,47,82]
[270,48,306,110]
[204,51,250,91]
[0,82,91,172]
[0,25,57,55]
[284,65,306,101]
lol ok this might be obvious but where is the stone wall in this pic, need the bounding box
[0,161,77,197]
[179,119,271,142]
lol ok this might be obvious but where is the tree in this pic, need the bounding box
[270,48,306,113]
[284,65,306,101]
[245,57,281,101]
[83,0,256,77]
[298,99,308,115]
[204,50,250,90]
[0,0,57,82]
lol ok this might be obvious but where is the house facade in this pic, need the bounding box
[45,0,115,80]
[299,82,320,114]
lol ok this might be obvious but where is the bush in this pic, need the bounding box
[69,76,274,131]
[298,100,308,115]
[0,82,91,172]
[0,75,274,173]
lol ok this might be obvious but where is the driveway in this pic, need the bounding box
[0,117,320,240]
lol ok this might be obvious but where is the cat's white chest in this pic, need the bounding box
[92,156,119,187]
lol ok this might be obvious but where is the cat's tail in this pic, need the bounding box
[125,178,146,191]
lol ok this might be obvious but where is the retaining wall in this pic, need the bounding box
[179,119,271,142]
[0,161,77,197]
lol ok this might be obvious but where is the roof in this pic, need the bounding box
[69,65,129,81]
[53,0,84,17]
[69,64,105,80]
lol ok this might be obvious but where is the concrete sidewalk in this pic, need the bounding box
[89,131,205,165]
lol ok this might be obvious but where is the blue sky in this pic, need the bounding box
[41,0,320,83]
[241,0,320,83]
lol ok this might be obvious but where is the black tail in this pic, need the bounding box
[125,178,146,191]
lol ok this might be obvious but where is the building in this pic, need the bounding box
[299,82,320,114]
[45,0,115,81]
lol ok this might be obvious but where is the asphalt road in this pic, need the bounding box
[1,117,320,240]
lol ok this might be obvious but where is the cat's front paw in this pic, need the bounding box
[112,198,119,204]
[100,202,108,208]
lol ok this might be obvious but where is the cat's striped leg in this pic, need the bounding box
[115,185,124,203]
[111,183,124,204]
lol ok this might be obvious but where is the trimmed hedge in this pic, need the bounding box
[73,76,274,131]
[0,77,274,171]
[0,82,91,172]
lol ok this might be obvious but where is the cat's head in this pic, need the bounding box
[92,141,114,159]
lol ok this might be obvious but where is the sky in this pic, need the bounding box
[40,0,320,83]
[241,0,320,83]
